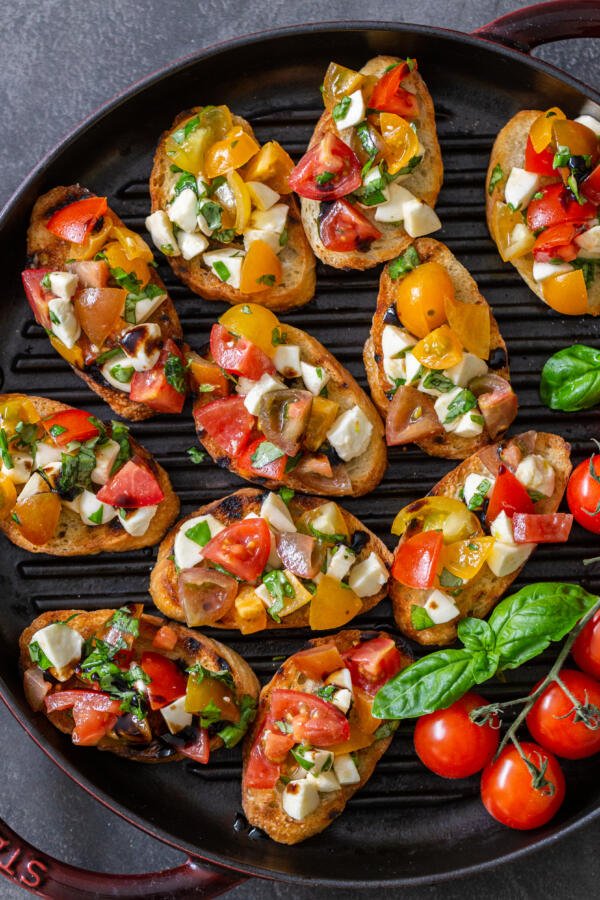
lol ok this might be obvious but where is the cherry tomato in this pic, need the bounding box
[22,268,53,329]
[293,643,345,680]
[394,261,452,339]
[46,196,108,244]
[581,162,600,205]
[412,325,463,370]
[244,724,281,789]
[130,340,187,414]
[572,609,600,680]
[567,453,600,534]
[526,183,596,231]
[542,268,588,316]
[42,408,99,446]
[209,324,274,380]
[343,636,405,696]
[511,512,572,544]
[237,437,288,481]
[96,458,165,508]
[202,517,271,582]
[414,692,499,778]
[193,396,255,458]
[391,530,443,589]
[480,742,565,830]
[288,132,362,201]
[526,669,600,760]
[524,135,557,176]
[140,651,187,710]
[269,689,350,746]
[319,199,382,252]
[532,223,579,263]
[385,386,443,446]
[486,464,535,523]
[16,492,62,545]
[369,62,419,118]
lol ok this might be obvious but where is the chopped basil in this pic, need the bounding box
[528,488,546,503]
[388,245,420,279]
[532,191,544,200]
[285,452,302,473]
[109,421,131,475]
[355,121,378,160]
[171,115,200,145]
[123,282,165,325]
[241,304,251,314]
[422,371,455,393]
[186,662,234,689]
[272,326,287,346]
[49,310,61,326]
[165,353,187,394]
[217,695,257,748]
[332,95,352,121]
[251,441,285,469]
[0,429,13,469]
[256,274,276,287]
[316,684,337,701]
[199,699,223,728]
[279,228,289,247]
[444,389,477,424]
[110,266,142,294]
[49,424,67,438]
[572,257,599,288]
[88,506,104,525]
[198,383,215,393]
[161,243,175,256]
[11,511,20,524]
[315,171,335,185]
[173,171,198,197]
[187,446,206,464]
[488,163,503,195]
[278,487,295,505]
[553,145,571,169]
[394,154,423,176]
[263,569,295,623]
[373,720,398,739]
[57,446,96,494]
[308,525,346,544]
[439,568,463,590]
[198,200,222,230]
[95,347,122,365]
[213,260,231,282]
[213,229,236,244]
[29,641,53,670]
[78,631,147,720]
[470,413,485,426]
[291,745,315,771]
[109,363,135,384]
[411,605,435,631]
[466,478,492,510]
[41,273,52,289]
[106,606,140,637]
[185,520,211,547]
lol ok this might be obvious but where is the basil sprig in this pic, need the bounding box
[372,583,598,720]
[540,344,600,412]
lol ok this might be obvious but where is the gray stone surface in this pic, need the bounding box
[1,0,599,897]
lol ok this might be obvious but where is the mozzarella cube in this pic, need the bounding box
[91,439,120,485]
[505,167,541,209]
[403,351,422,385]
[330,687,352,715]
[177,230,209,261]
[243,373,284,415]
[374,184,416,224]
[309,502,343,537]
[302,749,334,774]
[174,514,225,570]
[325,667,353,691]
[532,260,573,282]
[250,204,288,234]
[48,297,81,349]
[273,344,302,378]
[463,472,495,509]
[444,353,488,388]
[384,355,407,383]
[301,361,330,396]
[255,583,273,607]
[49,271,78,301]
[160,695,192,735]
[18,472,50,502]
[433,386,464,431]
[326,545,356,581]
[260,492,296,533]
[121,323,162,372]
[168,188,198,233]
[246,181,280,211]
[203,248,245,289]
[30,622,84,671]
[282,779,320,821]
[119,505,158,536]
[1,451,33,484]
[490,510,515,543]
[145,210,180,256]
[515,454,555,498]
[333,753,360,785]
[423,589,460,625]
[326,406,373,462]
[133,291,167,324]
[79,489,117,526]
[243,228,281,255]
[101,353,133,393]
[402,200,442,238]
[348,552,388,597]
[452,411,484,438]
[306,769,341,793]
[334,89,366,130]
[576,225,600,255]
[382,325,415,358]
[487,541,534,577]
[575,114,600,136]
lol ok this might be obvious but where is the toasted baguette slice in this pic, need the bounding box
[20,608,259,763]
[242,629,412,844]
[364,237,514,458]
[27,185,184,420]
[486,110,600,315]
[150,487,392,629]
[300,56,443,270]
[195,323,387,496]
[391,431,572,645]
[0,394,179,555]
[150,111,316,311]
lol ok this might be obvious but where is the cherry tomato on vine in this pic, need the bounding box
[413,692,499,778]
[480,742,565,830]
[566,453,600,534]
[572,609,600,680]
[526,669,600,760]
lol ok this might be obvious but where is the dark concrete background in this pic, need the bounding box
[1,1,599,897]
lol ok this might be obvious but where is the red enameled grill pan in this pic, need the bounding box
[1,2,600,896]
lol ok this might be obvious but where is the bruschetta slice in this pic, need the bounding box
[150,487,392,633]
[486,107,600,314]
[289,56,443,270]
[190,303,386,496]
[0,393,179,554]
[242,630,411,844]
[364,238,517,458]
[148,104,316,310]
[20,604,259,763]
[390,430,572,645]
[24,185,186,421]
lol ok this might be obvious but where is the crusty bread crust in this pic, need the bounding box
[0,393,179,555]
[150,487,393,628]
[196,324,387,496]
[27,185,184,421]
[20,608,259,763]
[486,110,600,315]
[391,431,572,645]
[300,56,444,270]
[242,629,412,844]
[364,237,513,459]
[149,112,316,311]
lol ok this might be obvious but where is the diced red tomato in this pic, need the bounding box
[72,707,119,746]
[45,690,121,714]
[532,222,579,262]
[526,183,597,231]
[45,690,120,746]
[140,651,187,710]
[202,518,271,582]
[178,727,210,764]
[130,339,186,414]
[68,259,109,288]
[486,464,535,523]
[343,636,404,696]
[42,408,100,446]
[245,726,281,789]
[152,625,178,651]
[391,530,443,589]
[293,643,345,680]
[22,268,53,329]
[369,62,419,118]
[46,196,108,244]
[524,136,557,176]
[264,730,295,763]
[511,512,573,544]
[288,132,362,201]
[320,199,382,252]
[193,396,255,457]
[237,438,288,481]
[96,457,165,508]
[210,324,274,380]
[269,690,350,747]
[581,162,600,205]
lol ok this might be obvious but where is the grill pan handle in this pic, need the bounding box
[472,0,600,51]
[0,815,244,899]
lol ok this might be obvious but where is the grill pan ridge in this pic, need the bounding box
[1,21,600,887]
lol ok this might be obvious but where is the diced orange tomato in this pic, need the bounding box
[110,225,154,263]
[67,219,113,261]
[303,397,340,452]
[542,268,588,315]
[444,293,491,360]
[152,625,178,651]
[188,355,230,399]
[379,112,420,175]
[0,475,17,520]
[241,142,295,194]
[240,240,282,293]
[412,324,463,370]
[394,261,451,338]
[227,170,252,233]
[552,119,599,161]
[528,107,565,153]
[73,287,127,347]
[16,492,62,545]
[102,241,151,285]
[352,688,381,735]
[293,643,345,680]
[330,722,373,755]
[204,127,260,179]
[49,335,84,368]
[308,575,362,630]
[185,673,239,722]
[234,584,267,634]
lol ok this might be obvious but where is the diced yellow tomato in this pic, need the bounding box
[394,261,451,338]
[103,241,151,286]
[552,119,598,158]
[542,268,588,315]
[185,673,239,722]
[16,492,61,545]
[110,225,154,263]
[227,171,252,233]
[308,575,362,630]
[234,585,267,634]
[297,502,349,543]
[529,106,565,153]
[165,106,233,174]
[379,113,420,175]
[277,571,313,617]
[49,335,84,368]
[304,397,340,452]
[439,536,495,581]
[0,474,17,520]
[492,202,536,263]
[212,179,237,229]
[0,398,40,432]
[412,324,463,370]
[330,722,373,755]
[204,127,260,179]
[352,688,381,735]
[444,294,491,360]
[239,240,282,294]
[241,142,294,194]
[219,303,280,356]
[68,219,113,261]
[391,497,482,543]
[322,62,365,109]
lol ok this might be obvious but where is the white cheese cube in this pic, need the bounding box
[1,451,33,484]
[18,472,50,502]
[444,353,488,388]
[326,406,373,462]
[255,583,273,606]
[576,225,600,255]
[79,489,117,526]
[167,188,198,233]
[325,667,353,691]
[160,695,192,734]
[403,351,422,384]
[309,502,343,537]
[196,210,213,237]
[203,248,245,289]
[243,373,284,416]
[260,492,296,533]
[505,167,541,209]
[62,494,81,515]
[246,181,280,211]
[348,552,388,598]
[119,505,158,536]
[382,325,416,358]
[384,355,407,383]
[300,361,330,396]
[243,228,281,255]
[490,510,515,543]
[251,204,288,234]
[48,271,78,301]
[35,443,63,468]
[326,545,356,580]
[101,353,133,393]
[334,89,366,130]
[402,200,442,238]
[174,514,225,570]
[177,230,209,261]
[515,454,555,498]
[282,779,320,821]
[30,622,84,671]
[374,184,416,224]
[423,589,460,625]
[434,386,464,431]
[532,261,573,282]
[121,323,162,372]
[302,749,334,774]
[133,291,167,324]
[145,210,180,256]
[330,687,352,715]
[452,411,484,438]
[333,753,360,786]
[306,769,341,793]
[235,376,256,397]
[273,344,302,378]
[487,541,534,577]
[463,472,495,508]
[48,297,81,349]
[91,439,120,486]
[575,114,600,136]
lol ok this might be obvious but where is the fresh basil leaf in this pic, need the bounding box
[123,282,165,325]
[332,95,352,122]
[291,745,315,771]
[355,121,379,160]
[572,258,599,288]
[263,569,295,623]
[457,617,496,655]
[171,114,200,145]
[444,389,477,424]
[250,441,284,469]
[106,606,140,637]
[272,326,287,346]
[213,260,231,282]
[173,171,198,197]
[185,520,211,547]
[422,371,455,394]
[316,171,335,185]
[165,353,187,394]
[187,446,205,464]
[186,663,234,689]
[29,641,53,670]
[199,699,223,728]
[317,684,337,701]
[394,154,422,176]
[439,568,463,590]
[540,344,600,412]
[410,605,434,631]
[199,200,222,231]
[279,487,294,505]
[257,273,276,286]
[388,245,420,280]
[217,695,257,748]
[88,506,104,525]
[109,421,131,475]
[488,163,503,195]
[95,347,122,365]
[0,429,13,469]
[109,363,134,384]
[372,649,478,719]
[466,478,492,511]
